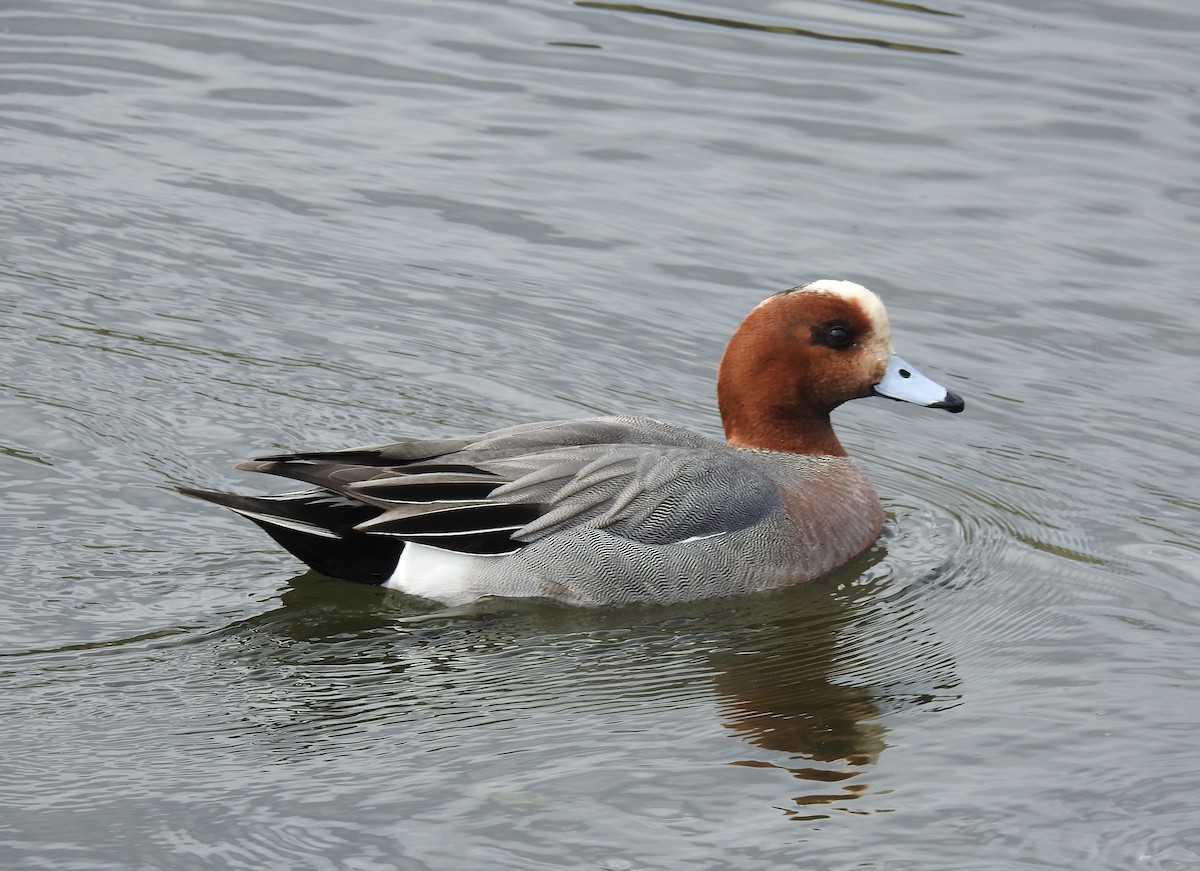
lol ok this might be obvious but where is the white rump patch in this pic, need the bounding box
[384,542,491,605]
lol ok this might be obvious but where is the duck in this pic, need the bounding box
[180,280,963,606]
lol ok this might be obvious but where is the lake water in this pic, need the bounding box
[2,0,1198,868]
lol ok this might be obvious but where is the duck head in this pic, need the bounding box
[717,279,964,456]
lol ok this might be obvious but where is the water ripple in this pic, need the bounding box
[575,2,961,54]
[3,0,1199,866]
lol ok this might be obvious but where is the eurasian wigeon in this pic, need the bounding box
[181,280,963,606]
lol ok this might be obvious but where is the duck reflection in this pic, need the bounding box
[708,569,890,818]
[706,552,959,818]
[213,550,958,821]
[696,551,955,820]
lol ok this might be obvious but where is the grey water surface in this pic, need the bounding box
[2,0,1198,868]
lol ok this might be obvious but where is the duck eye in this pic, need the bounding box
[813,322,855,350]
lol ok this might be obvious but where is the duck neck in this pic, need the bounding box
[716,301,853,457]
[720,401,848,457]
[717,351,848,456]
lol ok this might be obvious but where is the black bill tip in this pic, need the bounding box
[931,391,965,414]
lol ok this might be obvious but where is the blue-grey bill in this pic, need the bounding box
[874,354,964,413]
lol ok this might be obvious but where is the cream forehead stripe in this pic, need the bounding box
[752,279,887,325]
[799,280,890,334]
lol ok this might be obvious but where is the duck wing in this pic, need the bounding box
[201,416,780,565]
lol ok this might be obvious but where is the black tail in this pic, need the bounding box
[178,487,404,585]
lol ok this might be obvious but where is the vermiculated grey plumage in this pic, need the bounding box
[181,415,881,605]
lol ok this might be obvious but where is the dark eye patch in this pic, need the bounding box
[811,321,856,350]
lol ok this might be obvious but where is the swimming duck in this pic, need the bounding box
[181,280,963,606]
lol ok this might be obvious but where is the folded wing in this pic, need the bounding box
[182,415,783,583]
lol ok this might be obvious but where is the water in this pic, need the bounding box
[2,0,1198,868]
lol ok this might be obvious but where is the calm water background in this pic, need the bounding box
[2,0,1198,868]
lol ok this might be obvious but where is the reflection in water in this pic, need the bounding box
[708,553,959,819]
[211,555,959,822]
[713,619,886,819]
[576,2,961,55]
